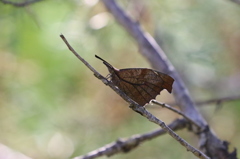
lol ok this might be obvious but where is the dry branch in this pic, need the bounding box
[60,34,209,159]
[101,0,237,158]
[151,100,201,129]
[167,95,240,107]
[196,95,240,106]
[74,119,187,159]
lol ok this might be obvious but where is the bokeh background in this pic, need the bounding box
[0,0,240,159]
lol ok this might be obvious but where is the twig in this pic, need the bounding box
[151,100,201,129]
[101,0,205,127]
[60,34,209,159]
[167,95,240,107]
[196,95,240,106]
[0,0,42,7]
[101,1,237,159]
[74,119,187,159]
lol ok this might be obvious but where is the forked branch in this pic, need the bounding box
[151,100,201,129]
[74,119,187,159]
[60,34,209,159]
[101,1,236,158]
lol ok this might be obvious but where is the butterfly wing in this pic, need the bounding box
[111,68,174,106]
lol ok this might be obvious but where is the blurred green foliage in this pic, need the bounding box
[0,0,240,159]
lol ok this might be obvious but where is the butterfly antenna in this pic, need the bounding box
[95,55,114,70]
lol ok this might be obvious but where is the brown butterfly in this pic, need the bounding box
[96,55,174,106]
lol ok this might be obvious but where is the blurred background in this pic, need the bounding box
[0,0,240,158]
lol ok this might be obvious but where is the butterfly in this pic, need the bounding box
[96,55,174,106]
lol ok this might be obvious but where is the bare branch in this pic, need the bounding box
[101,0,205,127]
[196,95,240,106]
[60,34,210,159]
[151,100,201,129]
[167,95,240,107]
[74,119,187,159]
[0,0,42,7]
[100,1,237,158]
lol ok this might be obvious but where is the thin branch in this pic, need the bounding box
[167,95,240,107]
[101,1,237,159]
[101,0,205,127]
[0,0,42,7]
[60,34,209,159]
[60,35,102,79]
[151,100,201,129]
[74,119,187,159]
[196,95,240,106]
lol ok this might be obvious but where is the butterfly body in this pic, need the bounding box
[95,55,174,106]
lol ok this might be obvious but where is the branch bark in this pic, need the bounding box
[101,0,237,159]
[196,95,240,106]
[60,34,210,159]
[167,95,240,107]
[151,100,201,129]
[74,119,187,159]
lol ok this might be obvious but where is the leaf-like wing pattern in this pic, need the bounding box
[111,68,174,106]
[95,55,174,106]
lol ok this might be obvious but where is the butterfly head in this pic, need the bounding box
[95,55,119,74]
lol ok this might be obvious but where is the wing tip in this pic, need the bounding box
[165,76,174,93]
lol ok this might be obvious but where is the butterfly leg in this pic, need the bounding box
[106,73,112,80]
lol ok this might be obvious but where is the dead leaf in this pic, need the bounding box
[96,55,174,106]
